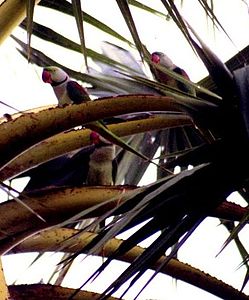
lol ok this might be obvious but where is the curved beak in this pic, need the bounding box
[151,53,160,64]
[90,131,101,145]
[42,69,52,83]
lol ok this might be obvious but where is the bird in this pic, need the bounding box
[19,131,116,286]
[42,66,90,106]
[150,51,192,93]
[73,130,117,233]
[87,131,117,186]
[57,131,116,284]
[42,66,160,171]
[20,146,95,192]
[20,131,116,192]
[150,52,202,169]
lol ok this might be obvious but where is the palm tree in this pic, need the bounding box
[0,1,249,299]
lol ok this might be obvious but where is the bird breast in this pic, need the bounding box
[53,81,73,106]
[87,145,115,185]
[89,145,115,162]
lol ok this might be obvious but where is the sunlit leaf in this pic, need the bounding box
[39,0,133,46]
[19,22,139,74]
[71,0,88,69]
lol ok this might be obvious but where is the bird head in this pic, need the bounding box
[90,131,112,146]
[151,52,175,70]
[90,131,101,145]
[42,66,69,85]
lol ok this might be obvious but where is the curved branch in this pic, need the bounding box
[0,186,135,254]
[0,184,246,254]
[9,283,119,300]
[0,95,182,168]
[11,228,249,300]
[0,115,192,181]
[0,0,40,44]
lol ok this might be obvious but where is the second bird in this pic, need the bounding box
[87,131,117,186]
[151,51,192,94]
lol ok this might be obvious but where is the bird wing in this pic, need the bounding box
[66,80,90,104]
[19,145,96,191]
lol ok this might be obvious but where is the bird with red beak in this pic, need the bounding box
[87,131,116,186]
[151,51,192,93]
[74,131,116,231]
[42,66,90,106]
[42,66,154,174]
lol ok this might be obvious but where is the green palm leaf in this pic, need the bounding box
[39,0,133,46]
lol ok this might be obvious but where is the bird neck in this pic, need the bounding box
[90,144,115,162]
[95,141,113,148]
[51,76,68,87]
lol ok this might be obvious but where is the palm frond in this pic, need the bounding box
[234,65,249,138]
[197,0,236,45]
[128,0,169,19]
[39,0,133,46]
[186,21,235,101]
[26,0,35,60]
[160,0,194,51]
[71,0,88,69]
[116,0,147,61]
[69,158,245,297]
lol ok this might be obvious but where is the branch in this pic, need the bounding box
[0,0,40,44]
[0,257,10,299]
[0,185,246,254]
[0,186,135,254]
[11,228,249,300]
[9,283,119,300]
[0,95,182,169]
[0,114,192,181]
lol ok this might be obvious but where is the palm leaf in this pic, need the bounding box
[128,0,169,18]
[71,0,88,69]
[160,0,194,51]
[222,220,249,292]
[13,35,157,97]
[39,0,133,46]
[234,65,249,138]
[116,0,147,61]
[117,131,163,185]
[0,182,45,222]
[186,21,234,101]
[197,0,235,44]
[12,35,131,95]
[26,0,35,61]
[71,157,245,298]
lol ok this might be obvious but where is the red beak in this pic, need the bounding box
[42,69,52,83]
[151,53,160,64]
[90,131,101,145]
